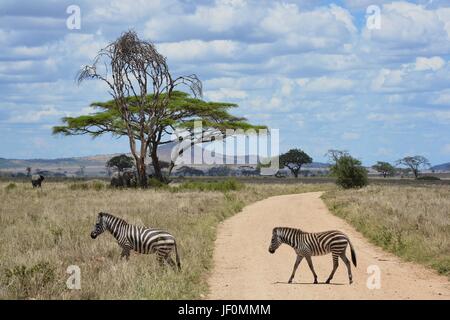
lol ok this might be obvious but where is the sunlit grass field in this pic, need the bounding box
[0,180,333,299]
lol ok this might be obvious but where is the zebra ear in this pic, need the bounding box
[98,212,104,217]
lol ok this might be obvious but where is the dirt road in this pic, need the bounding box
[208,192,450,299]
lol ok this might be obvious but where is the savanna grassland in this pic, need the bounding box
[322,185,450,277]
[0,180,333,299]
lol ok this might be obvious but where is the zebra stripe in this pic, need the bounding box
[90,212,181,270]
[268,227,356,284]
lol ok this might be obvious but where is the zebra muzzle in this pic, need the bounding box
[90,232,97,239]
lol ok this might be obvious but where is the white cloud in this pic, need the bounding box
[299,77,354,92]
[158,40,240,62]
[8,106,64,123]
[205,88,248,100]
[415,56,445,71]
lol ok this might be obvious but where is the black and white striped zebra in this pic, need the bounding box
[90,212,181,270]
[268,227,356,284]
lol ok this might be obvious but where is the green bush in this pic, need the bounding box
[175,179,244,192]
[331,155,368,189]
[91,180,105,190]
[5,183,17,191]
[3,262,55,299]
[148,177,167,188]
[417,176,440,181]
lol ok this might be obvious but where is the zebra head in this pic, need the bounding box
[268,227,282,254]
[91,212,107,239]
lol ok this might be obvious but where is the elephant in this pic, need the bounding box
[31,174,45,188]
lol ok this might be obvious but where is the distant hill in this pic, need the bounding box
[431,162,450,171]
[0,145,331,177]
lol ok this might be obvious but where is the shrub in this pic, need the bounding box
[331,155,368,189]
[417,176,440,181]
[175,179,243,192]
[3,262,55,299]
[5,183,17,191]
[91,180,105,190]
[148,177,167,189]
[69,182,90,190]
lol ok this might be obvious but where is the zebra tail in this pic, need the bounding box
[174,241,181,271]
[349,240,357,267]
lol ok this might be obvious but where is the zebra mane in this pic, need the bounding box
[276,227,306,234]
[99,212,128,225]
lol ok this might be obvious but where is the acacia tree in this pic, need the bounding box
[396,156,430,179]
[106,154,134,173]
[54,91,264,183]
[279,148,312,178]
[62,31,201,187]
[372,161,395,178]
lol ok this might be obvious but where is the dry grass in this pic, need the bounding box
[322,185,450,277]
[0,180,334,299]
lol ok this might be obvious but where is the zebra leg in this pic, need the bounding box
[165,256,177,269]
[120,248,130,261]
[340,253,353,284]
[304,256,318,284]
[325,254,339,284]
[288,255,303,284]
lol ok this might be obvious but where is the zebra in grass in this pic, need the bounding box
[90,212,181,270]
[268,227,356,284]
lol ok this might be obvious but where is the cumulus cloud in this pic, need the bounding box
[1,0,450,164]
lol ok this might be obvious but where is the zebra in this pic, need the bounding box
[90,212,181,270]
[268,227,356,284]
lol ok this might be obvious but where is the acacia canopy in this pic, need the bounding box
[53,91,265,179]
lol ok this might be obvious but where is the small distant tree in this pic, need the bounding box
[279,149,313,178]
[372,161,395,178]
[396,156,430,179]
[26,167,32,177]
[107,154,134,173]
[331,155,368,189]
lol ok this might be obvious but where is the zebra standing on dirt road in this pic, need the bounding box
[90,212,181,270]
[268,227,356,284]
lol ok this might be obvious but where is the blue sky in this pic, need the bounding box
[0,0,450,165]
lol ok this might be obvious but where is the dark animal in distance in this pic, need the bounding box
[268,227,356,284]
[31,174,45,188]
[110,171,137,188]
[90,212,181,270]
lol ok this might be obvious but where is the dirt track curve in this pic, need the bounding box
[207,192,450,300]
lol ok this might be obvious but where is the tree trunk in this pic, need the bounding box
[293,169,299,178]
[136,156,147,188]
[150,145,165,183]
[413,168,419,179]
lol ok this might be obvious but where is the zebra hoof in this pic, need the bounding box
[325,279,331,284]
[314,280,318,284]
[288,279,293,284]
[349,279,353,285]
